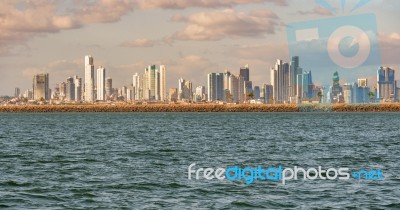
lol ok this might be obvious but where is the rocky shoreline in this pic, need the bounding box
[1,104,400,112]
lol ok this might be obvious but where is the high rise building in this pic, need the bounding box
[105,77,112,100]
[330,71,343,103]
[155,69,161,100]
[33,73,49,100]
[24,89,33,100]
[178,78,192,101]
[14,88,20,98]
[223,70,231,91]
[195,86,206,102]
[65,77,75,101]
[354,78,370,103]
[74,76,82,101]
[289,56,299,99]
[343,83,354,103]
[253,86,260,99]
[126,88,132,101]
[121,86,127,100]
[84,55,95,102]
[159,65,166,101]
[96,66,106,101]
[297,70,314,99]
[240,65,252,94]
[262,84,274,104]
[228,74,239,103]
[377,66,396,101]
[143,65,157,100]
[240,65,250,82]
[169,88,178,102]
[271,60,290,103]
[207,73,224,102]
[59,82,66,98]
[132,73,140,101]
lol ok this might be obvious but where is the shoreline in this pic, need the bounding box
[1,104,400,112]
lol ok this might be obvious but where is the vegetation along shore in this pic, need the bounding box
[1,104,400,113]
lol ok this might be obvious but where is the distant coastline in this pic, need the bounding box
[1,104,400,113]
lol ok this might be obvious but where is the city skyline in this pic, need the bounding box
[15,54,399,104]
[0,0,400,95]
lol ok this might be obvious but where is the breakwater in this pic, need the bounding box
[1,104,400,112]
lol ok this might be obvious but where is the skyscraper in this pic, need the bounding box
[132,73,140,101]
[14,88,20,98]
[74,76,82,101]
[207,73,224,102]
[355,78,370,103]
[143,65,157,100]
[377,66,396,101]
[240,65,250,82]
[33,73,49,100]
[343,83,354,103]
[262,84,274,104]
[126,88,132,101]
[169,88,178,102]
[121,86,127,100]
[228,74,239,103]
[289,56,299,99]
[253,86,260,99]
[105,77,112,100]
[65,77,75,101]
[223,70,231,91]
[59,82,66,98]
[331,71,343,103]
[195,86,206,102]
[96,66,106,101]
[297,70,313,99]
[159,65,166,101]
[240,65,252,94]
[271,60,289,103]
[178,78,192,101]
[84,55,94,102]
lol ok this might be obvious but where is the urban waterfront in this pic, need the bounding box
[0,113,399,209]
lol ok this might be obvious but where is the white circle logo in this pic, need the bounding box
[327,26,371,68]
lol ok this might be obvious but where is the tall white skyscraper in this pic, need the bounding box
[159,65,166,101]
[229,74,239,103]
[84,55,94,102]
[132,73,141,101]
[97,66,106,101]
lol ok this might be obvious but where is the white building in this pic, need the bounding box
[133,73,141,101]
[96,66,106,101]
[159,65,166,101]
[84,55,94,102]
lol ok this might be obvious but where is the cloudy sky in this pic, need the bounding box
[0,0,399,95]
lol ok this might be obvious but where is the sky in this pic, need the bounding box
[0,0,399,95]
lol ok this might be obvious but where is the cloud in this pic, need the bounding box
[0,0,134,55]
[380,32,400,67]
[297,6,334,16]
[135,0,287,9]
[170,9,282,41]
[120,38,157,48]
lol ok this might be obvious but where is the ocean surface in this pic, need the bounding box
[0,113,399,209]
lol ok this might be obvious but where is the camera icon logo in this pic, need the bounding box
[286,13,381,71]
